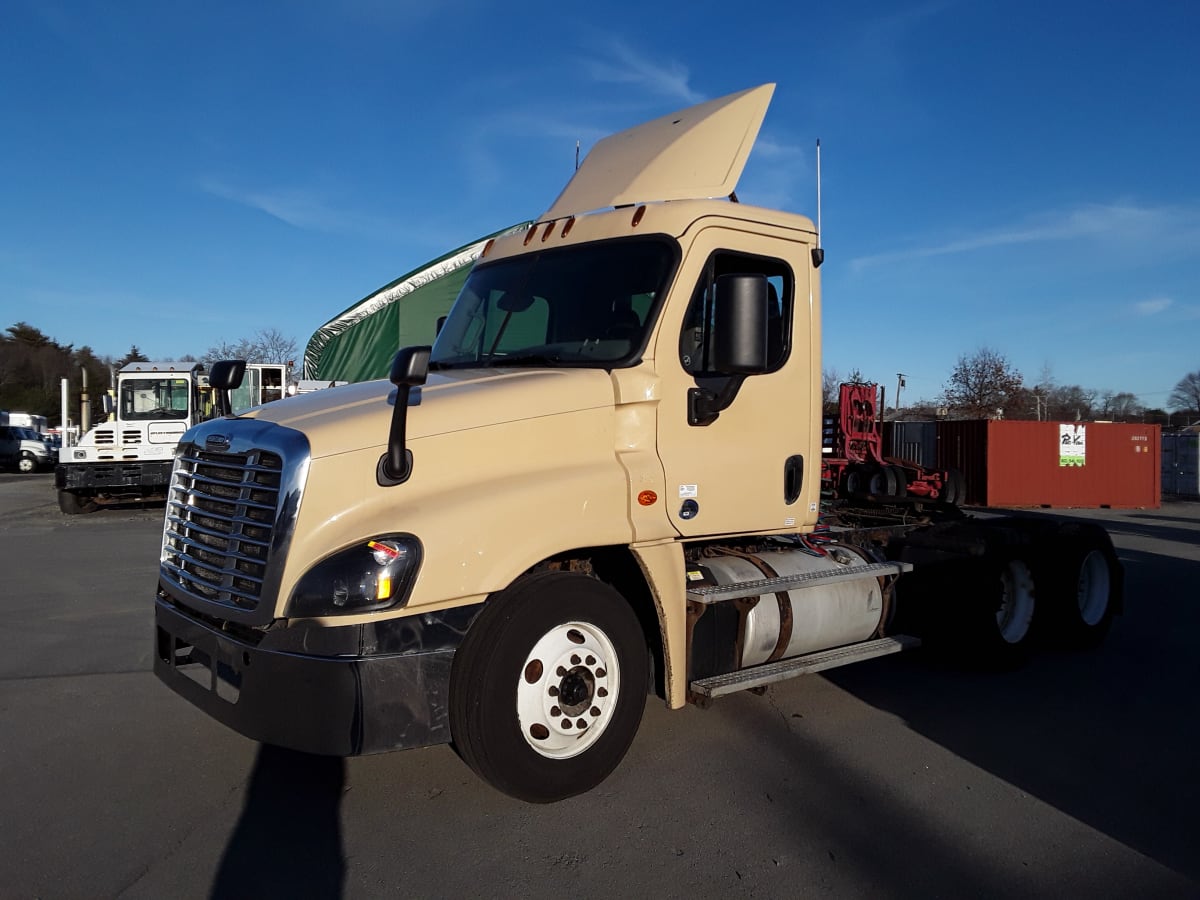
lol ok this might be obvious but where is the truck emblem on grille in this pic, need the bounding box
[206,434,231,451]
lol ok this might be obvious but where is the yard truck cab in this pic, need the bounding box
[57,361,293,513]
[154,85,1122,802]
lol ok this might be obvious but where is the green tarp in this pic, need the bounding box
[303,223,529,383]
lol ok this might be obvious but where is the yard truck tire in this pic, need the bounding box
[449,571,648,803]
[58,489,98,515]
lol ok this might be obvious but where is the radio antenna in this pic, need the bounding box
[812,139,825,267]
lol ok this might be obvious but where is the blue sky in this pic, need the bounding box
[2,0,1197,409]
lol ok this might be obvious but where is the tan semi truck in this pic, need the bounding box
[153,85,1122,802]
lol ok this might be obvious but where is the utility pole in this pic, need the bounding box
[895,373,906,415]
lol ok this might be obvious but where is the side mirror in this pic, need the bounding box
[208,359,247,417]
[687,274,770,427]
[378,346,431,486]
[712,274,769,375]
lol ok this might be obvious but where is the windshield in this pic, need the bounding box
[430,237,678,370]
[120,377,191,421]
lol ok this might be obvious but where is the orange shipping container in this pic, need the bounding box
[936,420,1160,509]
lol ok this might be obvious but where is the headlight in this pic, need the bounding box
[286,534,422,617]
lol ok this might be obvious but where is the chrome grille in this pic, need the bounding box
[162,447,284,612]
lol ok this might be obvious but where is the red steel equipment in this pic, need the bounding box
[822,383,964,504]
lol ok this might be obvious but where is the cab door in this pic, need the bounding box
[654,227,820,537]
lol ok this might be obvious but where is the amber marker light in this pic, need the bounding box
[631,206,646,227]
[637,490,658,506]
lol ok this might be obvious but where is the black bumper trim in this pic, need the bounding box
[154,599,458,756]
[56,460,174,490]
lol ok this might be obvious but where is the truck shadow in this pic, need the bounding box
[821,539,1200,882]
[210,745,346,899]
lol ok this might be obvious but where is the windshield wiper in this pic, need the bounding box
[485,353,563,367]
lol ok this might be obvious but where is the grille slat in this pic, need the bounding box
[161,445,284,613]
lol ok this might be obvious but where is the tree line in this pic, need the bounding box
[826,347,1199,427]
[0,323,298,427]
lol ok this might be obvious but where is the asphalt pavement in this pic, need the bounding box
[1,472,1197,899]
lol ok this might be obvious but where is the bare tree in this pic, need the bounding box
[1044,384,1097,422]
[1168,370,1200,413]
[1099,391,1142,422]
[822,368,840,413]
[202,329,299,366]
[942,347,1024,419]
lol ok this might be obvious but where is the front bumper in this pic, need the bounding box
[56,460,174,491]
[154,594,482,756]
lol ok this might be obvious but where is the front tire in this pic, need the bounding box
[17,453,38,474]
[58,489,98,515]
[449,571,648,803]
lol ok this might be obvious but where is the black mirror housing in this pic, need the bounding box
[209,359,247,390]
[209,359,247,418]
[390,346,431,387]
[713,274,769,375]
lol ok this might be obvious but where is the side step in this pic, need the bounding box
[689,635,921,699]
[686,561,912,606]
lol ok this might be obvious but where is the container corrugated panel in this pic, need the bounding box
[985,421,1160,508]
[1162,433,1200,497]
[935,420,989,505]
[888,421,937,468]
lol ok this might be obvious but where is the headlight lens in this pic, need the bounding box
[286,533,422,617]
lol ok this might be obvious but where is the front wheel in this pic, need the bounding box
[58,490,98,515]
[17,453,38,474]
[449,571,648,803]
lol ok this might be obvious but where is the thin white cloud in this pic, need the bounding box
[1135,297,1173,316]
[198,178,405,238]
[850,202,1200,270]
[581,37,703,105]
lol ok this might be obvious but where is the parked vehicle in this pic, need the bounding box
[0,424,55,473]
[153,85,1123,803]
[55,361,293,513]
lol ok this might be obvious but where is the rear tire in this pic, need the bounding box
[1039,525,1120,648]
[58,490,98,515]
[953,555,1039,668]
[449,571,648,803]
[940,468,965,506]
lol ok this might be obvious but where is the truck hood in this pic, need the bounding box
[238,368,618,460]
